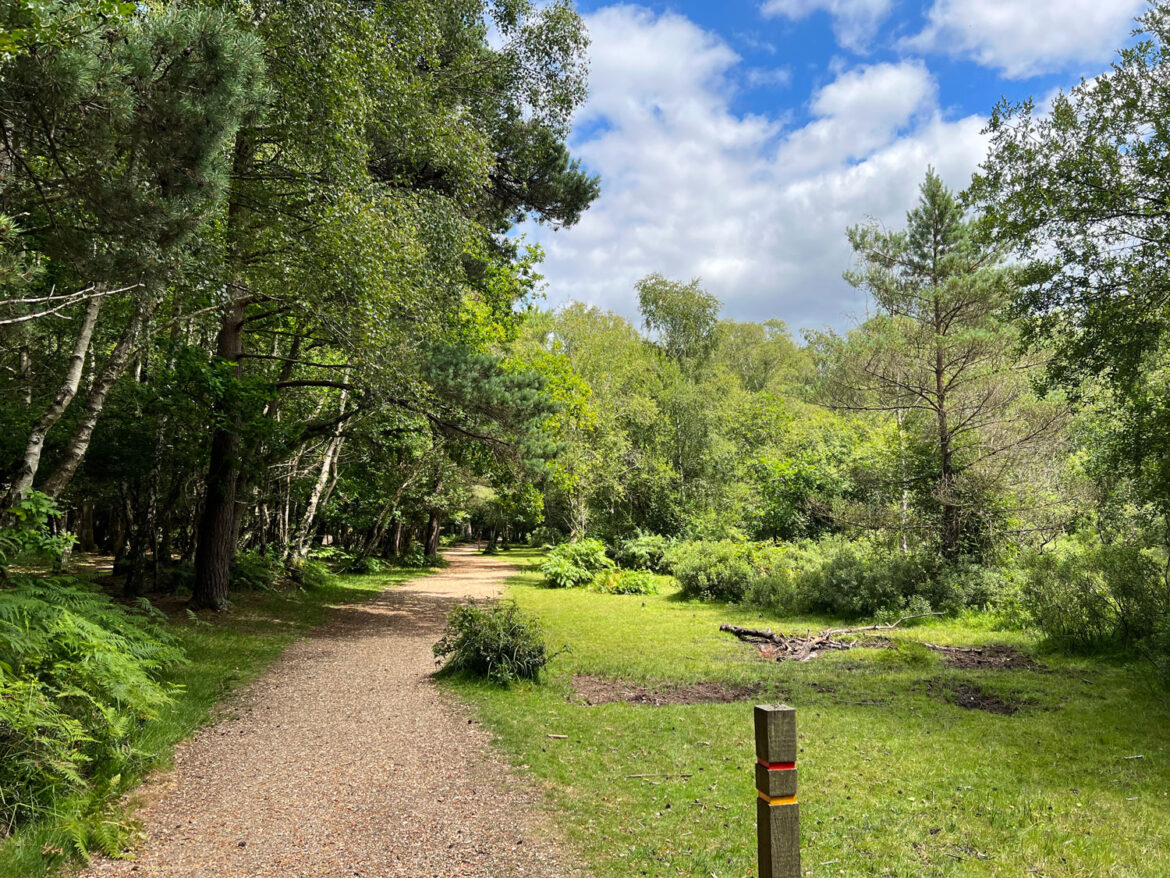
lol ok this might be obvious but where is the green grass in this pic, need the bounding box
[447,549,1170,877]
[0,567,431,878]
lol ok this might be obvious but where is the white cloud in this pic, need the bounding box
[746,66,794,89]
[760,0,892,51]
[524,5,988,331]
[776,61,936,174]
[909,0,1143,78]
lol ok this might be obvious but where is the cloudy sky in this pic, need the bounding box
[518,0,1145,331]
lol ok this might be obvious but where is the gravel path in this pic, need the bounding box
[82,547,577,878]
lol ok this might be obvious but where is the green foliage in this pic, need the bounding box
[395,546,447,570]
[344,555,387,575]
[669,535,1011,618]
[872,638,938,668]
[229,550,282,592]
[527,526,564,548]
[0,491,74,570]
[433,600,555,684]
[589,569,658,595]
[1143,625,1170,690]
[667,540,786,603]
[636,274,720,369]
[1021,540,1170,649]
[0,578,184,830]
[539,538,613,588]
[611,533,674,573]
[289,558,332,590]
[796,542,942,618]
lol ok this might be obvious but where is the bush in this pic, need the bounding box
[744,568,802,615]
[1021,540,1169,649]
[612,533,674,573]
[527,526,564,548]
[0,578,185,830]
[230,549,282,591]
[1143,625,1170,689]
[0,491,75,572]
[539,538,613,588]
[396,546,446,569]
[590,569,659,595]
[157,560,196,594]
[432,601,556,684]
[797,540,941,618]
[343,555,386,574]
[667,540,787,602]
[289,557,332,589]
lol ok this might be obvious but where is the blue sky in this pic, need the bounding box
[521,0,1146,332]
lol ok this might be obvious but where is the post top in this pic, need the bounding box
[754,703,797,764]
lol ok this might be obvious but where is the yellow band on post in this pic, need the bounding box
[757,792,797,806]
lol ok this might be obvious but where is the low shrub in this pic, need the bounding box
[432,600,556,684]
[539,538,613,588]
[590,569,659,595]
[0,491,75,572]
[666,540,787,602]
[344,555,386,574]
[612,533,674,573]
[744,568,801,615]
[527,526,564,548]
[290,557,332,589]
[230,549,283,591]
[157,560,196,594]
[1021,540,1169,649]
[308,545,353,566]
[396,546,446,569]
[1142,625,1170,689]
[797,541,941,618]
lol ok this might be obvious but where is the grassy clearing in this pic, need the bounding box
[447,549,1170,877]
[0,567,429,878]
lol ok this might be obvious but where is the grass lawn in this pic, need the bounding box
[447,549,1170,877]
[0,566,432,878]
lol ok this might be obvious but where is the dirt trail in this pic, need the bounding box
[83,547,576,878]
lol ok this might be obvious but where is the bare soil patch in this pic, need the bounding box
[938,644,1043,672]
[920,680,1029,715]
[573,674,763,706]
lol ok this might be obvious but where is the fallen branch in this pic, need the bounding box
[825,612,945,636]
[718,624,859,662]
[625,773,693,779]
[721,612,947,663]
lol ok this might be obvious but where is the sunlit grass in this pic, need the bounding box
[448,550,1170,877]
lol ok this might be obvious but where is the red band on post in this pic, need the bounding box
[757,759,796,770]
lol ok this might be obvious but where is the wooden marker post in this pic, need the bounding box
[755,704,799,878]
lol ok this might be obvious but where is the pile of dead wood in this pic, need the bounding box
[719,612,986,662]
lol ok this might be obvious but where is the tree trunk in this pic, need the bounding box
[934,297,959,559]
[191,299,247,610]
[293,388,348,558]
[4,295,101,507]
[425,510,442,557]
[77,501,99,553]
[41,304,147,499]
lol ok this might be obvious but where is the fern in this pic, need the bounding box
[0,576,186,831]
